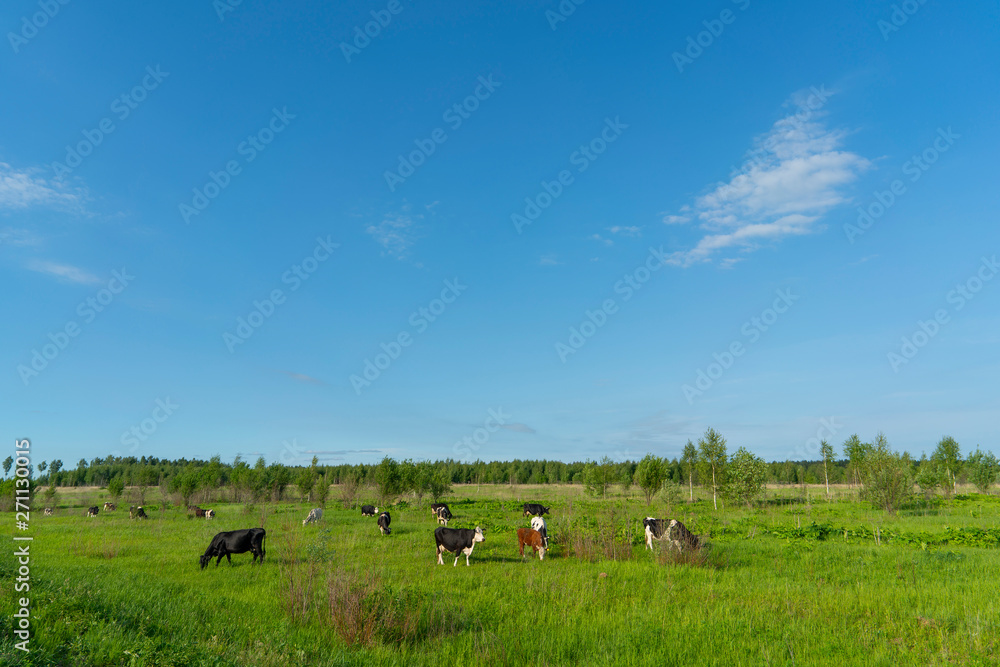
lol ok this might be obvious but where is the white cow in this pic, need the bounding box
[302,507,323,526]
[530,516,548,548]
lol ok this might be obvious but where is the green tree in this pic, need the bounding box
[725,447,767,507]
[859,433,912,513]
[314,471,330,507]
[410,461,433,502]
[136,465,159,505]
[2,456,11,478]
[374,457,403,505]
[428,468,452,502]
[50,460,63,476]
[820,440,835,498]
[583,457,616,498]
[681,441,698,501]
[966,449,999,494]
[842,434,869,489]
[296,468,316,501]
[634,454,667,506]
[931,436,962,497]
[107,475,125,501]
[697,428,727,510]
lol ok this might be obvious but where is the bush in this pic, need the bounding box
[859,433,912,513]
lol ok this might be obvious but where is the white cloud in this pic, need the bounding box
[589,233,613,246]
[26,260,101,285]
[661,214,690,225]
[607,225,641,236]
[664,90,870,267]
[0,162,80,211]
[538,254,561,266]
[366,206,421,259]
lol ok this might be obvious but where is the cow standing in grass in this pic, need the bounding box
[87,506,99,518]
[129,506,148,520]
[361,505,378,517]
[302,508,323,526]
[523,503,549,517]
[434,527,485,566]
[434,506,452,526]
[103,502,116,512]
[530,516,548,548]
[200,528,266,569]
[517,528,546,560]
[377,511,391,535]
[44,508,54,516]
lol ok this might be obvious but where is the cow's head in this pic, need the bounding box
[199,553,211,569]
[473,527,485,543]
[538,547,546,560]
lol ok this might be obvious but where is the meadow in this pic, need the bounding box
[2,483,998,666]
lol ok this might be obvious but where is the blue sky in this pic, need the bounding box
[3,0,998,467]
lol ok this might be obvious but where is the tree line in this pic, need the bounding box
[3,429,996,514]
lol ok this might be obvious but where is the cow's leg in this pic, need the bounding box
[437,546,445,565]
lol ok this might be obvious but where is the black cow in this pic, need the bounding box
[360,505,379,517]
[200,528,267,569]
[377,511,391,535]
[87,506,99,518]
[522,503,549,517]
[129,506,148,520]
[666,519,700,552]
[434,526,485,566]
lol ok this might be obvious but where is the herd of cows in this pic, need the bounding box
[57,499,699,569]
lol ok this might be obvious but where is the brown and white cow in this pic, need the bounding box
[517,528,546,560]
[103,502,117,511]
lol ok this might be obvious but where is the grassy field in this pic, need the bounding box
[2,484,999,666]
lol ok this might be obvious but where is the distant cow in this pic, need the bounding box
[530,516,548,548]
[205,509,215,519]
[434,526,485,566]
[361,505,379,517]
[522,503,549,517]
[103,502,116,511]
[87,506,99,517]
[130,506,148,520]
[302,508,323,526]
[517,528,546,560]
[200,528,266,569]
[44,508,54,516]
[644,518,699,552]
[377,511,391,535]
[643,517,667,549]
[435,506,453,526]
[193,508,207,518]
[430,503,450,516]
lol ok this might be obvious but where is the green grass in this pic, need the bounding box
[2,485,999,665]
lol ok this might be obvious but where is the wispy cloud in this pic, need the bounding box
[588,233,614,246]
[662,214,690,225]
[538,254,562,266]
[501,422,536,434]
[26,260,100,285]
[0,162,81,211]
[366,205,421,259]
[664,90,870,267]
[0,227,43,247]
[278,370,324,385]
[607,225,641,237]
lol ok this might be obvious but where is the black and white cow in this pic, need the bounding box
[643,517,667,549]
[522,503,549,517]
[377,511,391,535]
[129,506,148,520]
[434,506,453,526]
[205,509,215,519]
[644,517,699,552]
[360,505,379,517]
[430,502,450,516]
[302,508,323,526]
[530,516,548,548]
[103,502,117,512]
[43,508,54,516]
[87,506,99,518]
[434,526,485,566]
[200,528,266,569]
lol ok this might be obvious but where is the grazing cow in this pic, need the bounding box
[87,506,99,518]
[522,503,549,517]
[530,516,548,548]
[44,507,54,516]
[517,528,546,560]
[435,506,453,526]
[129,506,148,520]
[430,502,450,516]
[205,509,215,519]
[361,505,379,517]
[377,511,391,535]
[434,526,485,566]
[200,528,267,569]
[665,519,700,552]
[302,508,323,526]
[103,502,116,511]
